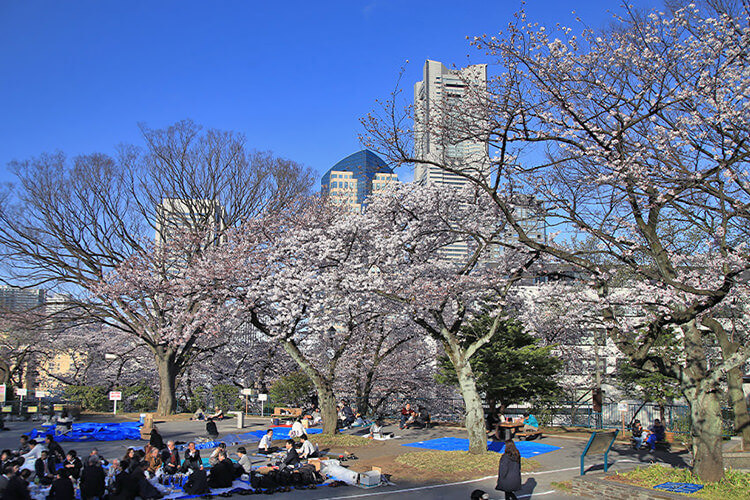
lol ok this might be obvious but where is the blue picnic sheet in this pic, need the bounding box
[248,426,322,441]
[653,482,704,494]
[28,422,142,442]
[402,437,560,457]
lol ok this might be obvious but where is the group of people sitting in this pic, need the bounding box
[631,418,666,451]
[486,411,539,441]
[398,403,431,430]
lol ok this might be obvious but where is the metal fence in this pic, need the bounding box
[1,399,82,421]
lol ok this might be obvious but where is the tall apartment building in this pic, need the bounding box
[321,150,398,212]
[155,198,227,246]
[0,286,45,313]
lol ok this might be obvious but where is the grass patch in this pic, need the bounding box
[311,434,374,449]
[550,481,572,493]
[394,450,540,475]
[611,464,750,500]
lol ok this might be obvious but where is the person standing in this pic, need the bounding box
[495,440,522,500]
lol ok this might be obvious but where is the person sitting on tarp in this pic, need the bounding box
[44,435,65,462]
[419,407,431,429]
[206,418,219,440]
[144,447,161,477]
[55,411,73,436]
[183,467,209,495]
[182,442,201,472]
[207,451,234,489]
[631,420,645,449]
[19,440,42,472]
[645,419,666,451]
[405,410,424,429]
[80,455,106,500]
[289,419,304,439]
[191,408,207,421]
[208,407,224,420]
[311,408,322,426]
[160,442,180,475]
[236,447,252,475]
[523,412,539,432]
[15,436,30,458]
[47,468,74,500]
[88,449,107,468]
[280,440,300,469]
[63,450,82,480]
[132,461,163,500]
[209,443,227,467]
[257,430,279,455]
[149,427,165,452]
[399,403,412,429]
[298,434,318,459]
[340,402,355,428]
[34,450,56,485]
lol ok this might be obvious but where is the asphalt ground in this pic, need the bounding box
[0,415,693,499]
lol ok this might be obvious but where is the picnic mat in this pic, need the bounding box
[28,422,142,442]
[402,437,561,457]
[653,482,704,494]
[248,426,322,440]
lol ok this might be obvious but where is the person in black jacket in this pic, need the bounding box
[280,440,300,469]
[181,442,201,472]
[160,442,180,475]
[62,451,82,480]
[108,460,136,500]
[207,451,234,488]
[132,462,162,500]
[2,469,30,500]
[495,440,522,500]
[79,456,106,500]
[183,468,209,495]
[34,450,57,485]
[205,418,219,440]
[43,436,64,463]
[149,427,165,452]
[47,469,74,500]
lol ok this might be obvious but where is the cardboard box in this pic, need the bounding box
[307,458,321,471]
[358,470,381,488]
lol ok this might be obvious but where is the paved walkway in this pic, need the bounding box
[0,415,692,499]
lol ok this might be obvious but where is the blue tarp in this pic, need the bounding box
[28,422,142,442]
[402,437,561,457]
[654,482,704,494]
[248,427,322,441]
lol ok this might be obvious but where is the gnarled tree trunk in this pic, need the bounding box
[445,344,487,454]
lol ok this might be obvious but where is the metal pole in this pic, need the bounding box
[113,399,117,415]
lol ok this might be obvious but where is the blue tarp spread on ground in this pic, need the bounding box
[248,427,322,441]
[654,482,704,494]
[28,422,142,442]
[402,437,561,457]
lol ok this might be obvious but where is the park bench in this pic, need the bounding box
[515,430,543,440]
[272,407,302,419]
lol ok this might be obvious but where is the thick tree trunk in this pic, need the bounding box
[280,340,338,435]
[683,321,724,481]
[727,365,750,450]
[447,347,487,454]
[154,347,179,416]
[356,370,375,416]
[687,387,724,481]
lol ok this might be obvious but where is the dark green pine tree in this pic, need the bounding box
[437,314,562,412]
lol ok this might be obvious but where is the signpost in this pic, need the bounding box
[258,393,268,417]
[16,388,27,416]
[580,430,619,475]
[241,388,253,415]
[617,401,628,437]
[109,391,122,414]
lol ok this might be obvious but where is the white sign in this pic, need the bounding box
[109,391,122,401]
[258,393,268,401]
[617,402,628,412]
[15,388,27,397]
[35,390,50,398]
[241,388,254,396]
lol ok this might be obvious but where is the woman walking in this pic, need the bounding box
[496,440,522,500]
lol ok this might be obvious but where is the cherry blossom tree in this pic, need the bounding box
[0,120,314,414]
[364,2,750,479]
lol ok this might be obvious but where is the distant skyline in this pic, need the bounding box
[0,0,662,188]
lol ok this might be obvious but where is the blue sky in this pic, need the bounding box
[0,0,661,189]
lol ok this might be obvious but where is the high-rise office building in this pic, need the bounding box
[0,286,45,313]
[321,150,398,212]
[414,59,489,188]
[155,198,227,246]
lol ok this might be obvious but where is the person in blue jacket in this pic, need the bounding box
[522,412,539,431]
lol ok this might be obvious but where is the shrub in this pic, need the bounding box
[212,384,240,411]
[63,385,109,411]
[119,381,156,412]
[269,371,314,408]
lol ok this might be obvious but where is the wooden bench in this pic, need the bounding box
[272,407,302,418]
[515,430,543,441]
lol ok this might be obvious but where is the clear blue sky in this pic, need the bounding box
[0,0,660,188]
